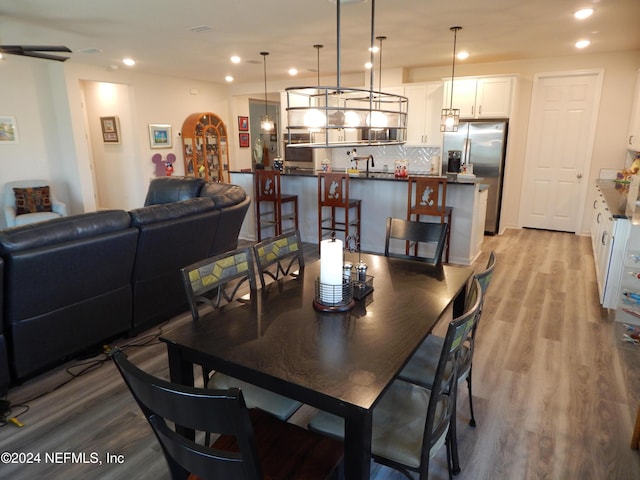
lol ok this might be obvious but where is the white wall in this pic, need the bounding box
[1,50,639,233]
[0,58,232,226]
[0,58,65,224]
[63,63,232,212]
[406,51,640,234]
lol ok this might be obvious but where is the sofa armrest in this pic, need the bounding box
[51,198,67,217]
[4,205,17,228]
[144,177,206,205]
[199,182,247,208]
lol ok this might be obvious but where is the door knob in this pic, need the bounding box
[577,173,583,179]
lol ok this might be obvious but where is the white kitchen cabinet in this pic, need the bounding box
[471,186,489,256]
[404,82,443,145]
[626,69,640,151]
[591,182,631,309]
[443,76,514,119]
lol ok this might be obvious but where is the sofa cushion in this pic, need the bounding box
[0,210,132,254]
[14,186,52,215]
[144,176,205,206]
[199,182,247,208]
[129,197,215,226]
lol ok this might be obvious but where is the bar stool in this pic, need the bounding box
[254,170,299,242]
[407,176,452,262]
[318,172,361,246]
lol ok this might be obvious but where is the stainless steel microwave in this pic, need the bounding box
[285,133,313,164]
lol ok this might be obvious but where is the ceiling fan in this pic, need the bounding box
[0,45,71,62]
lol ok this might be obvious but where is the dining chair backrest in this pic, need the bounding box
[253,230,305,289]
[476,250,496,296]
[465,250,497,354]
[111,349,263,480]
[318,172,352,208]
[420,277,482,470]
[254,169,282,203]
[181,246,257,320]
[384,217,448,265]
[407,176,449,217]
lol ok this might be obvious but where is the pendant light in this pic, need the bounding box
[260,51,274,132]
[285,0,407,147]
[314,44,323,86]
[367,35,388,131]
[441,26,462,133]
[304,44,327,131]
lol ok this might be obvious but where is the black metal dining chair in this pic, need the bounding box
[398,251,496,423]
[252,230,305,289]
[307,278,483,480]
[181,246,257,319]
[397,251,496,473]
[180,247,302,422]
[384,217,448,266]
[111,349,343,480]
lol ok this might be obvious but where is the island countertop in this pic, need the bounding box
[231,170,488,265]
[231,168,484,185]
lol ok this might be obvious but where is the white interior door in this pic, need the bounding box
[520,70,603,233]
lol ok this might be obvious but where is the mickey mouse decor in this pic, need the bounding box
[152,153,177,177]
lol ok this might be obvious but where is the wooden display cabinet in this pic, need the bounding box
[181,112,230,182]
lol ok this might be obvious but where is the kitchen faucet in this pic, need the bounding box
[348,149,375,176]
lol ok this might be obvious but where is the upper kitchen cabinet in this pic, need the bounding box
[627,69,640,151]
[443,76,515,119]
[404,82,444,145]
[181,112,230,183]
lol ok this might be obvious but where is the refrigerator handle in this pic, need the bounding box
[463,138,471,165]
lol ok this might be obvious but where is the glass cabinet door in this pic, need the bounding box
[181,112,230,182]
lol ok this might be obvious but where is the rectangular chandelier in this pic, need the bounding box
[285,86,408,148]
[440,107,460,133]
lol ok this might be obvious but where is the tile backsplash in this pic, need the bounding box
[323,145,441,174]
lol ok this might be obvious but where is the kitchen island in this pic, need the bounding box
[231,170,488,265]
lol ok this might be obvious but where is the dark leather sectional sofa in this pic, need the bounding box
[0,176,250,389]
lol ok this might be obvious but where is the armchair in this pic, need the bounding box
[4,180,67,228]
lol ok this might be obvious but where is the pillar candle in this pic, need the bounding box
[320,238,343,304]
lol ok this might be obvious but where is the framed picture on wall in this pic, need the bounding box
[0,116,19,144]
[148,124,172,148]
[100,116,120,143]
[239,132,250,148]
[238,116,249,131]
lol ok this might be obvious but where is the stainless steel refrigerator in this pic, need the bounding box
[442,120,508,235]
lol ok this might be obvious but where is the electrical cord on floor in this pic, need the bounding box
[0,319,170,428]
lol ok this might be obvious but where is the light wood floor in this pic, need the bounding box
[1,229,639,479]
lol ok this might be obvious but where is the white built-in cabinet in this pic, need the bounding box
[443,76,514,119]
[404,82,444,145]
[591,182,631,309]
[471,187,489,257]
[626,69,640,151]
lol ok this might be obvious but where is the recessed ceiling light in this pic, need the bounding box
[225,75,234,82]
[457,51,469,60]
[369,46,379,53]
[122,58,135,66]
[575,39,591,49]
[574,8,594,20]
[288,68,298,76]
[78,48,103,55]
[189,25,213,33]
[230,55,241,64]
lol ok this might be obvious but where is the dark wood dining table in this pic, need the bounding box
[160,252,473,480]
